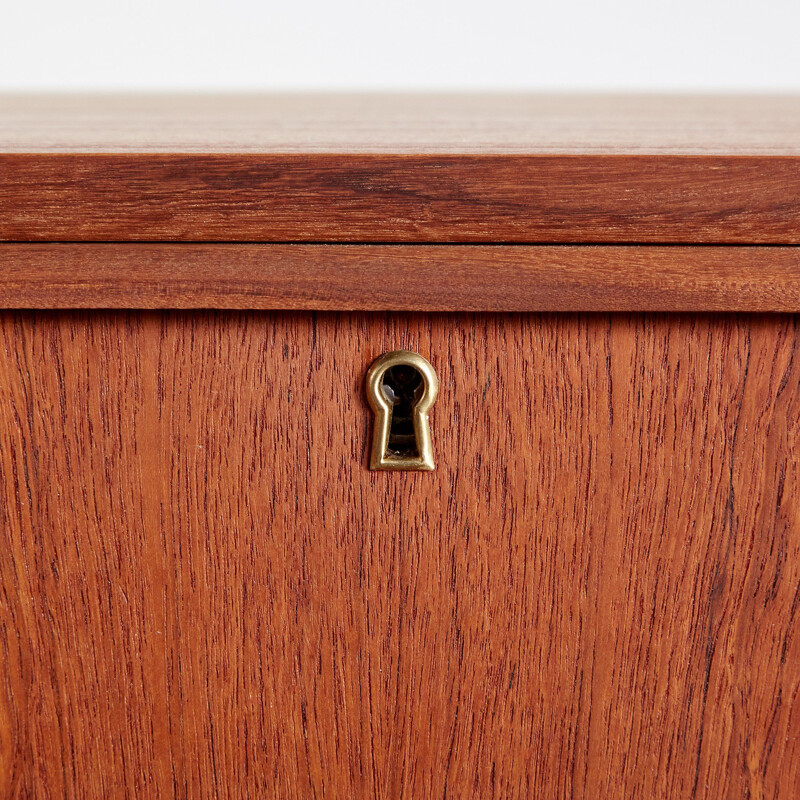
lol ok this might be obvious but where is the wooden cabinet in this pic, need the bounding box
[1,95,799,798]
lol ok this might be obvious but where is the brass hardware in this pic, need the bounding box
[366,350,438,471]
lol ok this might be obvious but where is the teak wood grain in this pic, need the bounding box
[1,311,798,799]
[4,94,800,154]
[2,244,800,311]
[4,154,800,244]
[2,94,800,243]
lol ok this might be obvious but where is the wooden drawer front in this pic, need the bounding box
[1,311,799,798]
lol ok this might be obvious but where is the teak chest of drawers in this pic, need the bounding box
[1,94,799,799]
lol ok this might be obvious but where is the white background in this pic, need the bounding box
[1,0,799,91]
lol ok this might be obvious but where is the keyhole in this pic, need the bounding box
[366,350,439,471]
[381,364,424,458]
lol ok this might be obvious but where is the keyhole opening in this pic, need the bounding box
[366,350,438,471]
[381,364,424,459]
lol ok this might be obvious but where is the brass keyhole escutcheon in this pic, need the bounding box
[366,350,439,471]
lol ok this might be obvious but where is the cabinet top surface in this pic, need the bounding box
[3,94,800,246]
[2,93,800,154]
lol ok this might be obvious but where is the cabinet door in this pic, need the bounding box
[1,311,799,799]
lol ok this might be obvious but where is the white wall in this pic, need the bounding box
[2,0,799,91]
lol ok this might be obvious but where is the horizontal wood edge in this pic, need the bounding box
[2,154,800,243]
[0,244,798,311]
